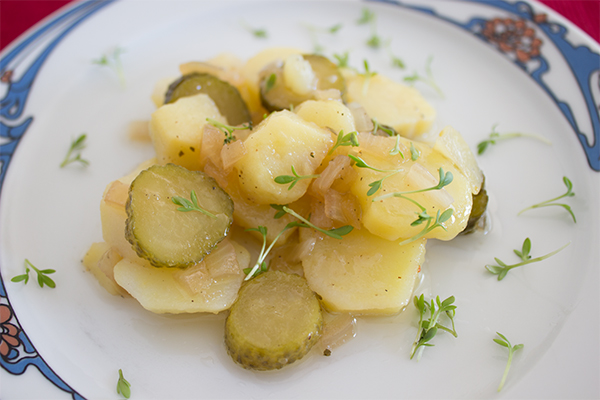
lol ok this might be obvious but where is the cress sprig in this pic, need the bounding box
[116,369,131,399]
[274,165,321,190]
[348,154,402,196]
[60,134,89,168]
[11,259,56,288]
[410,294,458,361]
[329,129,359,155]
[171,190,217,218]
[270,204,353,240]
[372,167,454,202]
[477,123,551,155]
[93,47,125,87]
[360,60,377,95]
[404,56,443,98]
[241,20,268,38]
[518,176,576,223]
[389,135,405,158]
[371,118,396,137]
[485,238,570,281]
[244,225,293,280]
[493,333,524,392]
[398,208,453,246]
[206,118,251,144]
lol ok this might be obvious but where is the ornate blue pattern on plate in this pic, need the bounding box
[0,0,597,397]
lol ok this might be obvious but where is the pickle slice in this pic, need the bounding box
[164,73,251,126]
[259,54,345,112]
[125,164,233,268]
[225,270,323,371]
[462,177,489,234]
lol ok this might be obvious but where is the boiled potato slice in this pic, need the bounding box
[342,69,435,138]
[114,239,250,314]
[234,110,333,205]
[433,126,483,194]
[149,93,226,171]
[301,228,426,315]
[82,242,128,296]
[351,143,473,242]
[294,99,356,137]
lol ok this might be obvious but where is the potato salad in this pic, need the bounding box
[82,47,487,371]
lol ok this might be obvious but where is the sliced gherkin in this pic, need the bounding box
[125,164,233,268]
[165,73,251,126]
[259,54,346,112]
[225,270,323,371]
[462,176,489,234]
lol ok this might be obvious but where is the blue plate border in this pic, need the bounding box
[0,0,597,398]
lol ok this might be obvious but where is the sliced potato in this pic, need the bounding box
[149,93,226,170]
[234,110,333,205]
[342,69,435,138]
[301,228,426,315]
[82,242,128,296]
[294,99,356,137]
[114,239,250,314]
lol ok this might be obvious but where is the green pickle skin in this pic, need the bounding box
[225,271,323,371]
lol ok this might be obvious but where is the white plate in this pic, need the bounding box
[1,0,598,398]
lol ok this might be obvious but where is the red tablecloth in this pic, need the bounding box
[1,0,599,50]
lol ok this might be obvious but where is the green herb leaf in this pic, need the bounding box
[265,73,277,92]
[477,123,552,155]
[116,369,131,399]
[60,134,89,168]
[274,165,320,190]
[493,333,524,392]
[410,294,457,361]
[356,8,376,24]
[403,56,444,98]
[518,176,576,222]
[333,52,350,68]
[409,142,420,161]
[172,190,217,218]
[93,47,126,87]
[270,205,353,241]
[206,118,251,145]
[485,238,570,281]
[329,130,359,155]
[12,259,55,288]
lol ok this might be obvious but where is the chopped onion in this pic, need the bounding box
[318,313,357,356]
[104,180,129,208]
[200,124,224,169]
[221,139,246,172]
[324,189,362,229]
[128,120,151,142]
[311,155,351,198]
[203,160,229,189]
[314,89,342,101]
[309,198,335,230]
[174,239,239,295]
[346,102,373,132]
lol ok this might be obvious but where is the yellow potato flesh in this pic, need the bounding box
[301,228,426,315]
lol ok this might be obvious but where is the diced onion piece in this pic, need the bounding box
[103,180,129,208]
[200,124,224,169]
[128,120,151,142]
[346,102,373,133]
[283,54,316,95]
[82,242,128,297]
[312,155,351,198]
[203,160,230,189]
[173,239,239,296]
[221,139,246,172]
[309,198,335,230]
[318,313,357,355]
[324,190,362,229]
[288,238,316,264]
